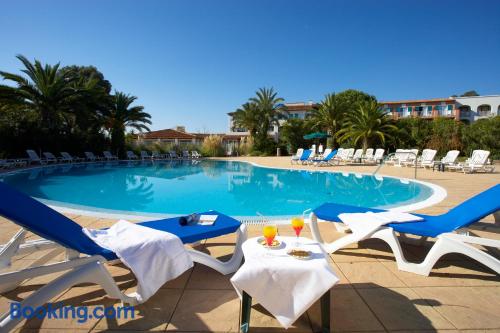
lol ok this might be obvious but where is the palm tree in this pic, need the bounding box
[308,93,347,147]
[248,87,285,150]
[232,102,259,137]
[336,100,397,151]
[106,91,151,157]
[0,55,79,131]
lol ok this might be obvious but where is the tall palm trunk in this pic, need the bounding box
[111,124,126,157]
[362,137,368,152]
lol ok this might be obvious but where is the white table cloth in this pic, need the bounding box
[230,236,339,328]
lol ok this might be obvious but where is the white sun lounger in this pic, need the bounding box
[126,151,138,160]
[309,185,500,276]
[346,149,363,164]
[290,149,304,164]
[448,150,495,173]
[42,152,59,164]
[308,148,332,165]
[103,151,118,161]
[363,148,384,165]
[406,149,436,168]
[423,150,459,169]
[169,151,180,159]
[140,151,153,160]
[26,150,47,165]
[84,152,103,162]
[363,148,374,161]
[0,183,247,332]
[60,152,84,163]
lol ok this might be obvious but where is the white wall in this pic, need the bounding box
[454,95,500,122]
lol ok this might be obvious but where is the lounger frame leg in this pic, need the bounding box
[187,224,247,275]
[240,291,252,333]
[494,211,500,226]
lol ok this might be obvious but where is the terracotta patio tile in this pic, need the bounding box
[0,287,39,331]
[336,261,406,288]
[185,264,233,290]
[412,286,500,329]
[160,268,193,290]
[199,233,240,263]
[330,247,380,263]
[358,287,455,330]
[21,285,117,330]
[381,260,500,287]
[246,303,312,333]
[85,218,116,229]
[308,288,384,332]
[166,289,240,332]
[329,263,352,289]
[93,288,182,331]
[18,329,89,332]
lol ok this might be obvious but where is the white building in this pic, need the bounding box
[454,95,500,123]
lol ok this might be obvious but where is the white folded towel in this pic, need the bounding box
[83,220,193,303]
[338,211,423,239]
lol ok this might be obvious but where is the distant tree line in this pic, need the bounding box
[0,55,151,158]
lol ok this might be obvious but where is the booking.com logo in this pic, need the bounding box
[10,302,135,323]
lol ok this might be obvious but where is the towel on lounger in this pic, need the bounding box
[338,211,423,239]
[83,220,193,303]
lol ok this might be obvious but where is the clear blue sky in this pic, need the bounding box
[1,0,499,132]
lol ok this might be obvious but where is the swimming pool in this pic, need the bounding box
[0,160,445,219]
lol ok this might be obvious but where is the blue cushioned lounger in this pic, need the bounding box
[0,181,242,260]
[299,149,312,164]
[314,149,338,166]
[309,184,500,276]
[0,182,246,331]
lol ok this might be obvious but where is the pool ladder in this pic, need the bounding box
[372,152,418,179]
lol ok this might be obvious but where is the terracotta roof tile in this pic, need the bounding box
[140,129,196,140]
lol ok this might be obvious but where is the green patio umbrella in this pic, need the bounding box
[303,132,329,140]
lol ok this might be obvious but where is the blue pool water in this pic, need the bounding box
[1,160,436,217]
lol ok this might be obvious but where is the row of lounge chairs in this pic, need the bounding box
[291,147,496,173]
[1,149,203,168]
[291,148,385,166]
[0,181,498,331]
[127,150,202,160]
[387,149,495,173]
[25,150,118,165]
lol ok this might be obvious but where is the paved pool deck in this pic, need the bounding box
[1,157,499,332]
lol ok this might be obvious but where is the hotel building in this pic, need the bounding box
[227,95,500,135]
[381,95,500,123]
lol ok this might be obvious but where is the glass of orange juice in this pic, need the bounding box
[263,224,277,247]
[291,217,304,247]
[262,224,277,257]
